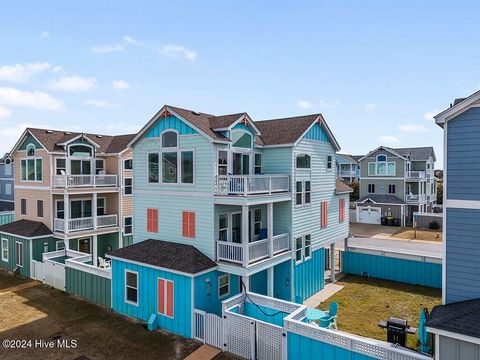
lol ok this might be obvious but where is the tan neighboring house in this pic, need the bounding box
[9,128,135,267]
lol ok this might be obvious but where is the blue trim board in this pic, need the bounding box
[342,252,441,289]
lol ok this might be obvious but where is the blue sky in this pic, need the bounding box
[1,1,479,167]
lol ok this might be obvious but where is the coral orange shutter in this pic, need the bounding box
[339,199,345,222]
[147,208,152,232]
[189,212,195,238]
[153,209,158,233]
[158,278,165,314]
[325,202,328,227]
[166,281,174,317]
[182,211,188,237]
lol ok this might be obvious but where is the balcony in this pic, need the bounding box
[338,170,357,177]
[216,233,290,266]
[54,214,118,233]
[215,175,290,196]
[53,174,118,188]
[406,194,426,203]
[405,171,426,180]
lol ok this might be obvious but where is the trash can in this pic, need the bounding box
[386,217,393,226]
[381,217,387,226]
[393,218,400,227]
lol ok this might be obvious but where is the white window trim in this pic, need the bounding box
[1,238,8,262]
[217,149,229,176]
[95,158,105,174]
[20,157,43,182]
[253,208,262,238]
[4,159,11,176]
[123,216,133,236]
[5,183,11,196]
[55,157,67,175]
[368,160,396,176]
[326,155,333,171]
[125,270,139,306]
[26,143,36,157]
[158,277,174,318]
[67,143,94,158]
[15,241,23,267]
[148,146,196,186]
[218,274,230,298]
[295,181,303,208]
[230,129,253,149]
[296,153,311,170]
[304,234,312,261]
[254,152,262,174]
[295,180,312,208]
[124,177,133,197]
[56,240,65,251]
[295,236,304,264]
[217,213,229,241]
[123,158,133,170]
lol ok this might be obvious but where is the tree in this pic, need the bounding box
[437,181,443,205]
[347,181,359,202]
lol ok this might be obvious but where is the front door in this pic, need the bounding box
[70,200,92,219]
[70,159,91,175]
[232,153,250,175]
[78,238,91,254]
[231,213,242,243]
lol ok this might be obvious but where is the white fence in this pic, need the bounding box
[52,174,117,188]
[193,309,223,349]
[43,259,65,291]
[215,175,290,196]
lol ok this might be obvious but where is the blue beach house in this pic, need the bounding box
[0,153,14,211]
[108,105,351,337]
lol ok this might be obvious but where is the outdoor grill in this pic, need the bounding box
[378,317,417,347]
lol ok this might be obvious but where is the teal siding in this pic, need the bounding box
[19,134,42,150]
[274,260,291,301]
[304,123,330,143]
[343,252,441,289]
[145,115,197,138]
[123,235,134,247]
[111,259,193,338]
[0,233,30,277]
[0,212,14,225]
[288,333,374,360]
[31,236,57,261]
[194,271,241,316]
[250,269,268,295]
[261,147,292,175]
[97,233,119,258]
[294,248,325,303]
[66,267,111,307]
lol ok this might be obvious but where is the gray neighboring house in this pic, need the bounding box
[354,146,437,226]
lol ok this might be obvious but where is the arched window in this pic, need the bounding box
[376,154,387,162]
[231,131,252,148]
[296,154,311,169]
[26,144,35,157]
[69,145,93,157]
[162,131,178,148]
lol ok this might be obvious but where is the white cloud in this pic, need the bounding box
[365,103,376,111]
[424,110,439,121]
[0,62,51,83]
[39,31,50,39]
[85,99,118,108]
[297,100,313,109]
[112,80,130,90]
[0,122,52,155]
[0,87,64,110]
[48,76,97,91]
[378,135,400,143]
[318,99,340,109]
[161,45,197,61]
[0,106,11,119]
[123,35,141,46]
[91,44,124,53]
[399,124,430,133]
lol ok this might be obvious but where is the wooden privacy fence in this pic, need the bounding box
[413,212,443,230]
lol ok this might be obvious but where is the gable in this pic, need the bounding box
[144,114,198,139]
[303,123,330,143]
[19,134,43,151]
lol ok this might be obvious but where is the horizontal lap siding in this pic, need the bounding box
[66,267,111,307]
[447,108,480,200]
[194,271,241,316]
[288,333,375,360]
[359,179,405,200]
[294,248,325,303]
[0,233,30,277]
[446,208,480,303]
[112,259,192,338]
[261,147,292,175]
[342,252,441,288]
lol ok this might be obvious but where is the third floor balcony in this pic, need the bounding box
[214,174,290,196]
[53,174,118,188]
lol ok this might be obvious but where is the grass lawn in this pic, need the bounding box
[318,275,441,349]
[0,271,201,360]
[392,228,443,242]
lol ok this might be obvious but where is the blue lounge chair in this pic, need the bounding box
[320,302,338,330]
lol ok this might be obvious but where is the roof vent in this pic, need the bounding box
[192,111,201,116]
[96,135,103,138]
[64,131,71,135]
[46,130,53,134]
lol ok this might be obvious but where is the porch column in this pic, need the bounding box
[267,267,274,297]
[267,202,273,257]
[92,192,97,229]
[401,205,405,227]
[92,235,98,267]
[64,234,69,251]
[242,275,250,292]
[330,242,336,283]
[242,205,249,267]
[64,192,69,234]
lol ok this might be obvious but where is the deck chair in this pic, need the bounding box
[320,302,338,330]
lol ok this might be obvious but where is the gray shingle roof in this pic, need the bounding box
[426,299,480,339]
[0,219,52,238]
[356,194,406,205]
[107,239,216,274]
[337,153,358,165]
[393,147,436,162]
[255,114,320,145]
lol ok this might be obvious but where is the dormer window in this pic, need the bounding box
[368,153,395,176]
[26,144,35,157]
[231,131,252,148]
[162,130,178,148]
[296,154,311,169]
[69,145,93,158]
[376,154,387,162]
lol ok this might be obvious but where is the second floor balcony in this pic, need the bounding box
[405,171,426,180]
[215,174,290,196]
[53,174,118,188]
[338,170,357,177]
[406,193,426,203]
[54,214,118,233]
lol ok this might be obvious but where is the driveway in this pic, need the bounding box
[344,237,442,258]
[350,223,400,238]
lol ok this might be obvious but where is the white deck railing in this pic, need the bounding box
[338,170,356,176]
[52,174,117,188]
[216,232,290,265]
[215,175,289,196]
[54,215,117,232]
[405,171,426,180]
[406,194,426,203]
